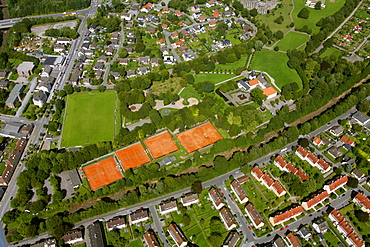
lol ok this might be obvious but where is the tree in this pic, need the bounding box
[254,40,264,51]
[210,216,224,234]
[191,181,202,194]
[347,177,358,188]
[298,138,309,148]
[64,85,74,95]
[98,85,106,92]
[315,1,322,10]
[250,88,267,105]
[355,210,369,222]
[298,8,310,19]
[250,8,258,17]
[182,213,191,226]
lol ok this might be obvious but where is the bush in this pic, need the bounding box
[297,8,310,19]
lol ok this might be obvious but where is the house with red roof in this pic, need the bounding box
[156,39,165,46]
[162,24,169,30]
[220,207,237,230]
[353,192,370,213]
[329,209,345,226]
[269,205,304,226]
[347,232,365,247]
[174,10,182,17]
[230,180,249,204]
[171,32,179,39]
[162,8,169,13]
[271,182,287,197]
[302,190,329,210]
[312,137,323,146]
[172,41,184,49]
[323,175,348,194]
[263,87,278,99]
[252,166,286,197]
[341,136,355,147]
[213,10,221,18]
[286,233,301,247]
[274,155,309,181]
[208,187,224,210]
[295,146,309,160]
[251,166,264,181]
[296,146,331,173]
[338,220,354,236]
[140,2,153,12]
[209,21,217,27]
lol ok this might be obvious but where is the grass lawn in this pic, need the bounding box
[215,54,249,71]
[0,162,5,175]
[194,73,236,84]
[277,32,309,51]
[61,91,117,147]
[292,0,346,33]
[250,49,302,89]
[179,85,202,100]
[127,239,144,247]
[256,0,293,33]
[320,47,343,58]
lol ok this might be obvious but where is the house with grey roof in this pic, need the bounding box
[352,111,370,126]
[33,91,47,107]
[0,79,10,90]
[0,122,33,139]
[6,84,24,108]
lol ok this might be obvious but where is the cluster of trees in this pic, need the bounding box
[44,26,78,39]
[89,5,121,33]
[8,0,90,18]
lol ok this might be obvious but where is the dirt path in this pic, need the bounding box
[290,75,370,126]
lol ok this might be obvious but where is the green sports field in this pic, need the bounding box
[250,49,302,89]
[277,32,310,51]
[61,91,117,147]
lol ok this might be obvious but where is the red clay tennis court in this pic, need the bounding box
[115,143,150,170]
[176,123,223,153]
[144,132,179,159]
[83,157,123,191]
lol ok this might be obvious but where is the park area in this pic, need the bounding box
[176,123,223,153]
[277,32,309,51]
[61,91,117,148]
[115,143,151,170]
[143,132,179,159]
[250,49,302,89]
[83,157,123,191]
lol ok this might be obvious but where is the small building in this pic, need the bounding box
[352,168,365,181]
[60,169,82,189]
[0,79,10,90]
[219,207,237,230]
[143,229,160,247]
[17,61,35,78]
[353,193,370,213]
[106,216,126,231]
[62,229,84,245]
[230,180,248,204]
[33,91,48,107]
[181,193,199,207]
[0,122,33,139]
[327,146,343,159]
[30,238,56,247]
[323,175,348,194]
[312,218,329,234]
[6,84,24,108]
[222,231,240,247]
[329,125,345,137]
[159,200,178,215]
[297,226,311,240]
[129,209,149,225]
[168,223,187,247]
[352,111,370,126]
[286,233,301,247]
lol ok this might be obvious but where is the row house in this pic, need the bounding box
[168,223,187,247]
[353,193,370,213]
[329,209,364,247]
[143,229,160,247]
[286,232,302,247]
[251,166,287,197]
[62,229,83,245]
[129,209,149,225]
[208,187,225,210]
[222,231,240,247]
[323,175,348,194]
[106,217,126,231]
[274,155,309,181]
[219,207,237,230]
[269,205,304,226]
[181,193,199,207]
[301,190,329,210]
[230,180,248,204]
[295,146,331,173]
[245,203,264,229]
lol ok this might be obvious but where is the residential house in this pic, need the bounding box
[353,193,370,213]
[329,209,345,226]
[174,10,182,17]
[129,209,149,225]
[231,180,248,204]
[323,175,348,194]
[208,187,224,210]
[352,111,370,126]
[0,79,10,90]
[274,155,309,181]
[0,123,33,139]
[218,40,232,49]
[156,39,165,46]
[297,226,311,240]
[150,58,159,67]
[140,2,153,12]
[312,218,329,234]
[94,62,105,70]
[70,69,82,85]
[171,32,179,39]
[341,136,355,147]
[143,229,160,247]
[118,58,130,66]
[312,136,324,146]
[0,70,8,78]
[62,229,83,245]
[126,70,136,78]
[206,0,217,7]
[263,87,278,99]
[301,190,329,210]
[209,21,217,27]
[181,193,199,207]
[162,24,169,30]
[127,37,136,44]
[138,66,150,75]
[56,38,71,45]
[245,203,264,229]
[120,12,131,20]
[237,79,250,91]
[347,232,365,247]
[41,65,52,77]
[252,166,286,197]
[352,168,365,181]
[124,46,133,54]
[163,56,175,65]
[286,233,301,247]
[168,223,187,247]
[6,84,24,108]
[53,43,65,53]
[106,46,114,56]
[30,238,56,247]
[219,207,237,230]
[182,50,197,61]
[159,200,178,215]
[172,41,184,49]
[327,146,343,159]
[269,205,304,226]
[222,231,240,247]
[139,56,150,65]
[17,61,35,78]
[138,21,146,28]
[274,237,288,247]
[161,46,170,55]
[33,91,47,107]
[37,80,53,93]
[329,125,345,136]
[146,27,155,33]
[295,146,331,173]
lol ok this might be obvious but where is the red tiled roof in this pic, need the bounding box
[249,78,259,86]
[313,137,322,145]
[263,87,277,96]
[272,206,303,225]
[317,159,330,171]
[354,193,370,210]
[272,182,286,195]
[274,155,287,168]
[156,39,164,44]
[252,166,264,179]
[338,220,353,235]
[296,169,309,181]
[296,146,308,158]
[209,21,217,26]
[328,175,348,191]
[307,152,318,164]
[171,32,178,37]
[330,209,345,223]
[341,136,355,146]
[262,174,274,187]
[287,233,301,247]
[303,190,329,209]
[213,10,220,17]
[347,232,365,247]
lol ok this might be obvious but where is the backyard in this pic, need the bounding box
[61,91,117,147]
[250,49,302,89]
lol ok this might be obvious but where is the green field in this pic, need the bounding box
[194,73,237,84]
[61,91,117,147]
[256,0,294,33]
[292,0,346,33]
[277,32,310,51]
[320,47,343,58]
[215,54,249,71]
[250,49,302,89]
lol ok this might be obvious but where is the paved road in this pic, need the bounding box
[149,205,171,247]
[15,77,38,117]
